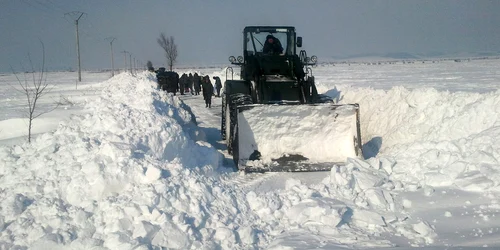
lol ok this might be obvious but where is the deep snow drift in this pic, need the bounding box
[0,73,227,249]
[1,59,500,249]
[334,84,500,192]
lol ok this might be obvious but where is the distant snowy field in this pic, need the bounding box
[1,59,500,249]
[0,71,111,145]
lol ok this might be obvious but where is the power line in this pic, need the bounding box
[34,0,65,13]
[20,0,56,14]
[19,0,67,22]
[43,0,69,13]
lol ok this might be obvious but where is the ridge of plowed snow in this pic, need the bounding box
[329,85,500,191]
[0,72,440,249]
[0,72,230,249]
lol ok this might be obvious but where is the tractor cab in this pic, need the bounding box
[226,26,319,104]
[244,26,298,56]
[240,27,303,82]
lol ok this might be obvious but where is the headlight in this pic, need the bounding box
[229,56,236,63]
[311,55,318,63]
[237,56,244,63]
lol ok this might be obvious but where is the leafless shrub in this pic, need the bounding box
[157,33,178,71]
[10,41,58,143]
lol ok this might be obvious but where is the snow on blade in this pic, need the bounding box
[237,104,359,165]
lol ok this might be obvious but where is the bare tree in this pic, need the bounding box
[157,33,178,71]
[11,42,57,143]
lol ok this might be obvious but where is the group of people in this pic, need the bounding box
[155,68,223,108]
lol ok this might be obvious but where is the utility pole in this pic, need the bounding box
[133,57,136,74]
[105,37,116,77]
[65,11,86,82]
[129,53,133,74]
[121,50,128,73]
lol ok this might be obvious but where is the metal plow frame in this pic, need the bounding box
[241,160,348,173]
[234,103,363,173]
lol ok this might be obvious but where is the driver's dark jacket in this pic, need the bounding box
[262,39,283,54]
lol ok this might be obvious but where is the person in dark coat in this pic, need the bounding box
[188,73,194,95]
[193,73,201,95]
[156,67,167,90]
[262,35,283,55]
[164,71,179,95]
[179,73,187,95]
[213,76,222,97]
[202,75,214,108]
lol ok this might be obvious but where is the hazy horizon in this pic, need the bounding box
[1,0,500,72]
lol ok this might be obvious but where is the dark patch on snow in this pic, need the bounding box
[363,136,383,159]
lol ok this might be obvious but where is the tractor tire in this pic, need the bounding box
[226,93,253,156]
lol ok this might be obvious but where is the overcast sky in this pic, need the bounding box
[1,0,500,72]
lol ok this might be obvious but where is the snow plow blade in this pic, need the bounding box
[235,104,363,172]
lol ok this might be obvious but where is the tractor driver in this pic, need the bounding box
[262,35,283,55]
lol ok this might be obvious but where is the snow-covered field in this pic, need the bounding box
[1,59,500,249]
[0,71,111,145]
